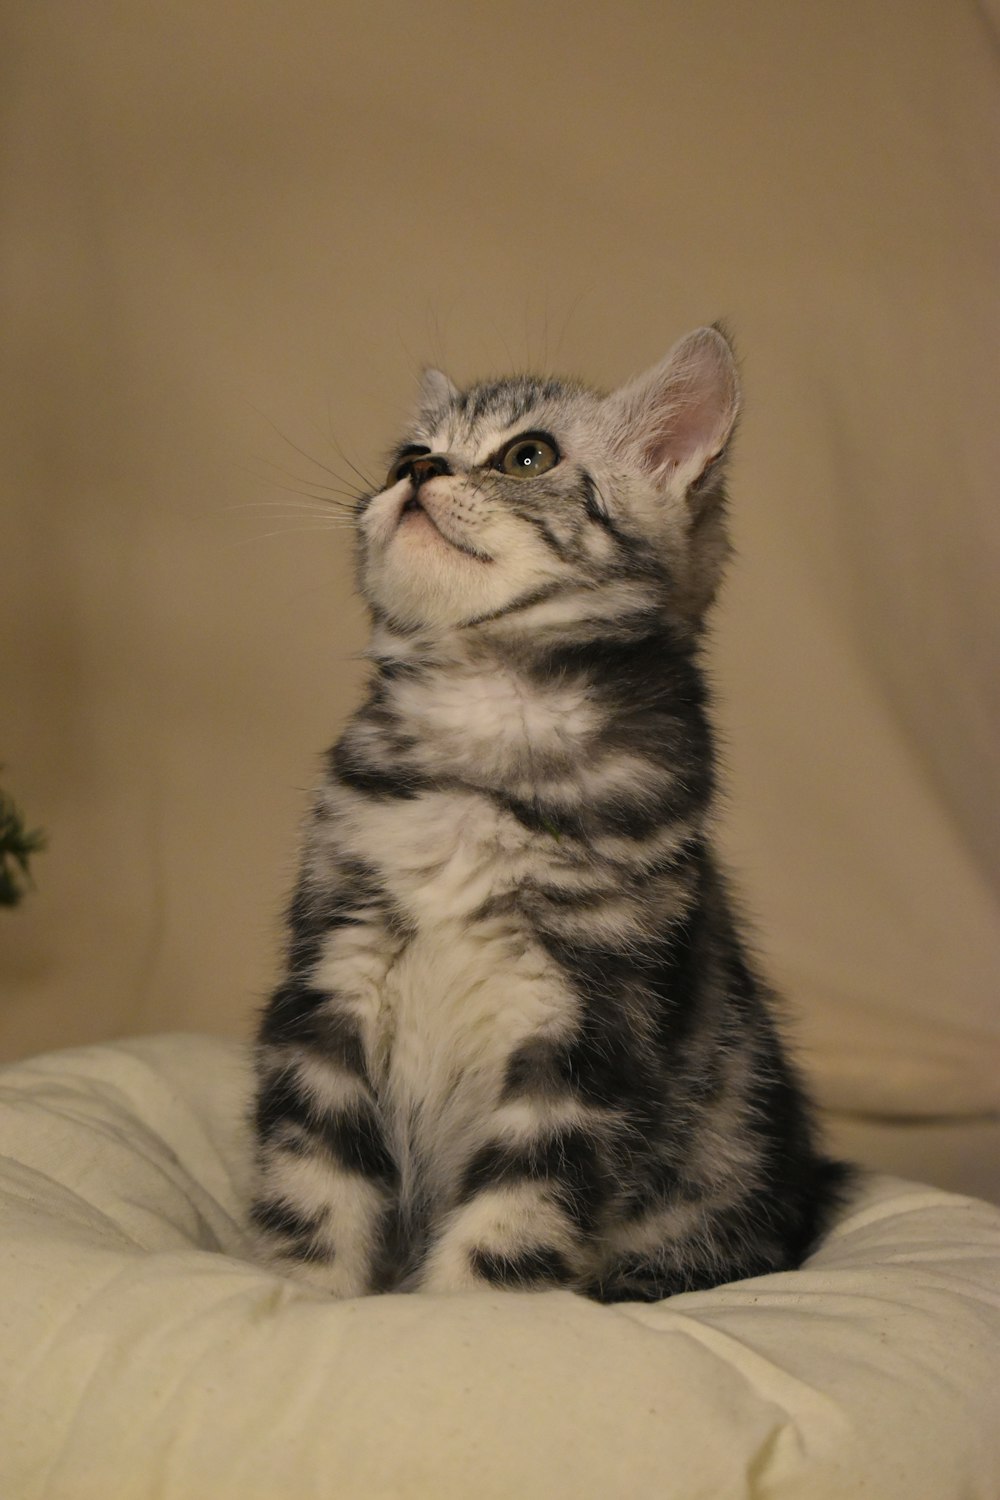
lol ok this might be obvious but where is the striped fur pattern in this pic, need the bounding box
[251,327,847,1300]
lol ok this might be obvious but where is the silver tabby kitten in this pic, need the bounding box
[250,326,847,1300]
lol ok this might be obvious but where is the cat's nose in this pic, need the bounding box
[408,454,452,487]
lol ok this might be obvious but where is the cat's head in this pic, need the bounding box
[357,326,740,645]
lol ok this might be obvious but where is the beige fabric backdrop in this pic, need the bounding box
[2,4,998,1171]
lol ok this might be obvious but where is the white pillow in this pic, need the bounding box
[2,1034,999,1500]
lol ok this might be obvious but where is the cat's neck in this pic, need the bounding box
[366,606,696,684]
[356,614,712,802]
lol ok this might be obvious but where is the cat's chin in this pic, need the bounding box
[363,557,556,639]
[363,526,546,636]
[395,502,492,564]
[362,560,484,635]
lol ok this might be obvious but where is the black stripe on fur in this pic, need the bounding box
[470,1246,572,1287]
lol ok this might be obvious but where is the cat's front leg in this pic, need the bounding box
[250,862,408,1298]
[251,983,398,1298]
[416,1092,611,1294]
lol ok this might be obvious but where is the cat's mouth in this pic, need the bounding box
[397,492,493,563]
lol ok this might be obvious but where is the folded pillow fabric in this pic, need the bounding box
[1,1033,999,1500]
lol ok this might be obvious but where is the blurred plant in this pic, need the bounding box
[0,774,45,907]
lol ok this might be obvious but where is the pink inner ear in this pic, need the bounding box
[646,385,730,473]
[619,328,740,478]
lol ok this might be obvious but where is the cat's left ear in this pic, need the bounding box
[605,326,740,490]
[417,367,460,414]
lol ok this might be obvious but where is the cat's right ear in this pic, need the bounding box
[604,326,740,491]
[417,367,460,414]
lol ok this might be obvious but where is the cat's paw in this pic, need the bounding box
[584,1257,685,1304]
[419,1243,576,1294]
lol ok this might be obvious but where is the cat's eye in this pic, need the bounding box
[385,446,430,487]
[496,433,560,479]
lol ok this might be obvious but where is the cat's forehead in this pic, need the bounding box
[417,374,600,459]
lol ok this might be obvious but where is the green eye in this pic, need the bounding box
[497,433,560,478]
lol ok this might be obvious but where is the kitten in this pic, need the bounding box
[250,326,848,1301]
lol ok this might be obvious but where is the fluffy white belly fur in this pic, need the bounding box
[380,918,572,1207]
[319,788,577,1209]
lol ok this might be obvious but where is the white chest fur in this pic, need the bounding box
[316,788,577,1208]
[389,665,600,781]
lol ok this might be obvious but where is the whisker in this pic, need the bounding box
[260,479,362,511]
[551,284,591,368]
[322,397,379,492]
[490,315,517,374]
[539,296,551,375]
[230,521,354,549]
[247,403,372,495]
[467,475,490,507]
[248,456,365,503]
[227,497,339,510]
[225,500,350,520]
[232,471,362,512]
